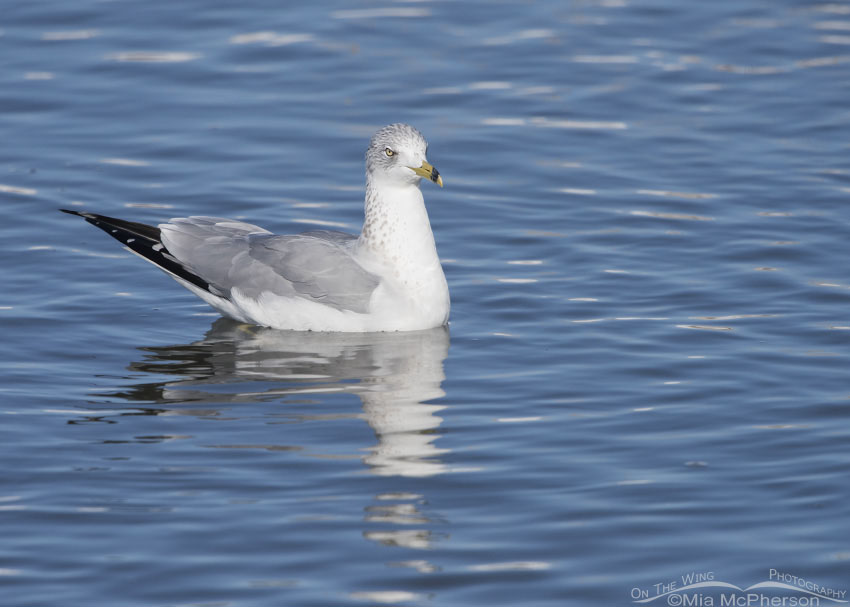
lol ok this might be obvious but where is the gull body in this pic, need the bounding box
[63,123,449,332]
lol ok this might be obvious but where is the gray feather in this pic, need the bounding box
[159,218,379,313]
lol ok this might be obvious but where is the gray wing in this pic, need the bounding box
[159,217,379,313]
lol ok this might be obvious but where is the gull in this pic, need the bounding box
[62,123,449,332]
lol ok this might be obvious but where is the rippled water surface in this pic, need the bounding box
[2,1,850,605]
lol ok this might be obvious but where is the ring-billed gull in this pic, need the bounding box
[62,123,449,332]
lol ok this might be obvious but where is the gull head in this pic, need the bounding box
[366,123,443,188]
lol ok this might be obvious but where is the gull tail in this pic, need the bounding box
[60,209,211,294]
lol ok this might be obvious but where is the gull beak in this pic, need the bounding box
[410,161,443,187]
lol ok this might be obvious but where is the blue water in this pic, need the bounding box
[2,0,849,605]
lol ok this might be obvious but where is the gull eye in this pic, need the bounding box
[385,148,395,157]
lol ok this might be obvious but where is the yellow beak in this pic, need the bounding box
[409,161,443,187]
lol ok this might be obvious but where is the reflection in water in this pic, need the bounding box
[115,319,451,477]
[364,492,446,550]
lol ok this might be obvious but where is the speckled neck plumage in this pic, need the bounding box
[359,176,442,288]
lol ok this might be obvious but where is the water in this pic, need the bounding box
[2,0,849,605]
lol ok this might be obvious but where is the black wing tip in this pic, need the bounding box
[61,207,214,296]
[60,208,99,222]
[60,208,103,226]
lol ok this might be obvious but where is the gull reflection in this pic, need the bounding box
[121,319,451,477]
[363,493,446,550]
